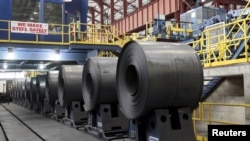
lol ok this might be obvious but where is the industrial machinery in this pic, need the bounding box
[186,3,250,100]
[145,5,250,43]
[116,41,203,141]
[82,57,129,140]
[149,15,193,41]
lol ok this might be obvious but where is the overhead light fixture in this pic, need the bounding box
[54,49,60,60]
[3,63,7,69]
[33,11,38,15]
[7,48,14,60]
[63,0,72,2]
[39,64,45,70]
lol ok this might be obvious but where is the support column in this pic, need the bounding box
[138,0,142,9]
[39,0,45,41]
[39,0,44,23]
[110,0,115,24]
[243,73,250,122]
[81,0,88,31]
[99,2,104,24]
[89,8,95,24]
[123,0,128,18]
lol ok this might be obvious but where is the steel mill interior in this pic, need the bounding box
[0,0,250,141]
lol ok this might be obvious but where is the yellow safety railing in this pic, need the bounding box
[0,20,129,47]
[193,102,250,141]
[188,1,250,68]
[69,22,130,46]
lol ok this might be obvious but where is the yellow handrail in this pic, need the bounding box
[0,20,129,47]
[193,102,250,141]
[188,11,250,68]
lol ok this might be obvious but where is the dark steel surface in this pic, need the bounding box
[25,77,31,101]
[46,71,59,106]
[20,78,26,103]
[16,78,25,101]
[36,75,47,104]
[58,65,84,107]
[116,41,204,119]
[30,77,37,104]
[82,57,118,111]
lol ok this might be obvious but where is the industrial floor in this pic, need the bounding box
[0,103,102,141]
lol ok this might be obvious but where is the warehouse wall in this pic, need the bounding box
[0,80,6,93]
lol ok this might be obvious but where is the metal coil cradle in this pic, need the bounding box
[46,71,59,106]
[58,65,84,107]
[116,41,204,119]
[36,75,47,104]
[82,57,118,111]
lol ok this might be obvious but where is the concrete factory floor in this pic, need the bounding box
[0,103,102,141]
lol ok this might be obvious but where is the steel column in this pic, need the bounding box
[110,0,115,24]
[123,0,128,17]
[138,0,142,9]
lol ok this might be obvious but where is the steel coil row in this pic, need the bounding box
[9,40,203,121]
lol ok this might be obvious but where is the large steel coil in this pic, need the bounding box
[46,71,59,106]
[82,57,118,111]
[16,79,21,99]
[20,79,26,101]
[11,80,16,99]
[25,77,31,101]
[58,65,84,107]
[17,79,25,100]
[30,77,37,103]
[116,41,204,119]
[11,80,17,99]
[36,75,47,104]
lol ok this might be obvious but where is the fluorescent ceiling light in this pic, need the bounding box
[7,48,14,60]
[39,64,45,70]
[3,63,7,69]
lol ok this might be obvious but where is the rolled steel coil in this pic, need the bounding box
[20,78,26,101]
[25,77,31,101]
[17,79,25,100]
[36,75,47,104]
[11,80,17,99]
[46,71,59,106]
[82,57,118,111]
[116,41,204,119]
[30,77,37,103]
[58,65,84,107]
[16,79,21,99]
